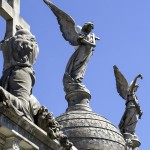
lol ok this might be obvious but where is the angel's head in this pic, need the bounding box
[82,22,94,34]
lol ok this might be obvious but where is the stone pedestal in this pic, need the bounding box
[0,102,74,150]
[123,133,141,150]
[57,110,126,150]
[65,90,92,112]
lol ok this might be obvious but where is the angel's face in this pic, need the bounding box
[87,24,94,32]
[82,22,94,34]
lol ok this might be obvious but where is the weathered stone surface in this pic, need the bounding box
[0,29,40,122]
[0,102,75,150]
[57,110,126,150]
[0,0,30,38]
[44,1,100,98]
[113,66,142,149]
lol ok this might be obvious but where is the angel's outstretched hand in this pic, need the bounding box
[137,74,143,79]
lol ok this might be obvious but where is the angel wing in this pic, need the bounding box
[113,65,128,100]
[44,0,79,46]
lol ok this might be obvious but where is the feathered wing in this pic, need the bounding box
[44,0,79,46]
[113,65,128,100]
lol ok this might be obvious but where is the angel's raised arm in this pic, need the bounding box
[129,74,143,93]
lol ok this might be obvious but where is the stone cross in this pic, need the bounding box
[0,0,30,39]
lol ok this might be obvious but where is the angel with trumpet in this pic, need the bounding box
[114,65,143,147]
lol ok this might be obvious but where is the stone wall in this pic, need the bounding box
[0,102,67,150]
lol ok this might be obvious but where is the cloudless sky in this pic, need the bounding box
[0,1,150,149]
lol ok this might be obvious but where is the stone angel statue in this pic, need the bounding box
[43,0,100,100]
[113,65,143,148]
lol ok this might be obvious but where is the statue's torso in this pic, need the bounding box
[65,34,94,79]
[126,94,138,109]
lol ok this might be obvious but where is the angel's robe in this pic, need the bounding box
[63,34,94,94]
[119,94,139,134]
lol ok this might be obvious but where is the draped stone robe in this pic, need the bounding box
[0,30,40,122]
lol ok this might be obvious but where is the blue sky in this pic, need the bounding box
[0,0,150,149]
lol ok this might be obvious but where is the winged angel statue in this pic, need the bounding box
[43,0,100,97]
[113,65,143,147]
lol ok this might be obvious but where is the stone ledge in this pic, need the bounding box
[0,103,73,150]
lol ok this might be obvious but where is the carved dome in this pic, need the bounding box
[56,110,126,150]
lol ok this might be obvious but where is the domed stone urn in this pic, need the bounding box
[56,92,126,150]
[57,110,126,150]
